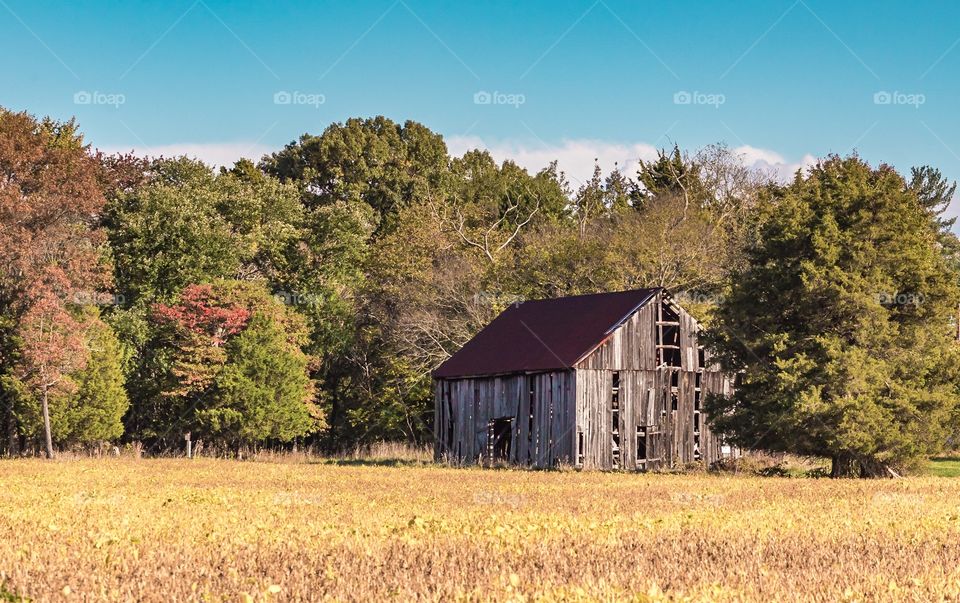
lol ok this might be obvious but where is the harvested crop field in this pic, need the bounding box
[3,459,960,602]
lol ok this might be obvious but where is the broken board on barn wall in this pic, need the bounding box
[433,289,736,470]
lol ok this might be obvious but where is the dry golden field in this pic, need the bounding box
[3,458,960,602]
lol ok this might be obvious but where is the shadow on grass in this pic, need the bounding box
[308,458,534,471]
[311,458,431,468]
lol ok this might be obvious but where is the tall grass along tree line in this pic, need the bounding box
[1,107,959,475]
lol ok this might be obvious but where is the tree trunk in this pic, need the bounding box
[859,457,899,479]
[6,401,18,456]
[41,386,54,459]
[830,453,858,478]
[831,453,899,478]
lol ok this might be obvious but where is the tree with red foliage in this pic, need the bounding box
[17,292,90,458]
[0,112,108,310]
[94,150,151,202]
[151,284,251,398]
[0,110,112,455]
[141,280,319,449]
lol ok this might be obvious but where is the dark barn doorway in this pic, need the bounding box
[488,417,513,462]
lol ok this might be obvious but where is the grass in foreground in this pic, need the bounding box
[3,459,960,602]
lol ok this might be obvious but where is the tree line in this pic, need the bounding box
[1,108,958,475]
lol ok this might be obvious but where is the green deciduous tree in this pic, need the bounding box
[443,150,569,266]
[260,116,450,235]
[707,155,960,477]
[106,157,304,303]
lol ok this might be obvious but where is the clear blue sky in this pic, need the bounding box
[3,0,960,210]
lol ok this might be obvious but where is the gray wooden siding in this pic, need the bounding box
[573,292,734,470]
[575,368,665,470]
[577,300,657,370]
[700,370,735,465]
[434,371,576,468]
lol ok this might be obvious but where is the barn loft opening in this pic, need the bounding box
[488,417,513,462]
[656,300,682,367]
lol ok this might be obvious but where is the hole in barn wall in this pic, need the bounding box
[527,378,536,463]
[488,417,513,462]
[637,425,647,462]
[611,371,621,469]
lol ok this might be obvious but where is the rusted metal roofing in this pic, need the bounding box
[433,288,660,378]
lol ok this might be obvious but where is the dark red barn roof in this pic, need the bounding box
[433,288,660,378]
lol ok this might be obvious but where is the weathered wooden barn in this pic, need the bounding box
[433,288,735,470]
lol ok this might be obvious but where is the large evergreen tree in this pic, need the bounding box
[210,313,319,446]
[51,312,128,446]
[707,155,960,477]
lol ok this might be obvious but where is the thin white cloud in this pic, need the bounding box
[447,136,816,188]
[733,144,787,166]
[96,142,273,167]
[733,145,817,181]
[99,137,817,190]
[446,136,660,188]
